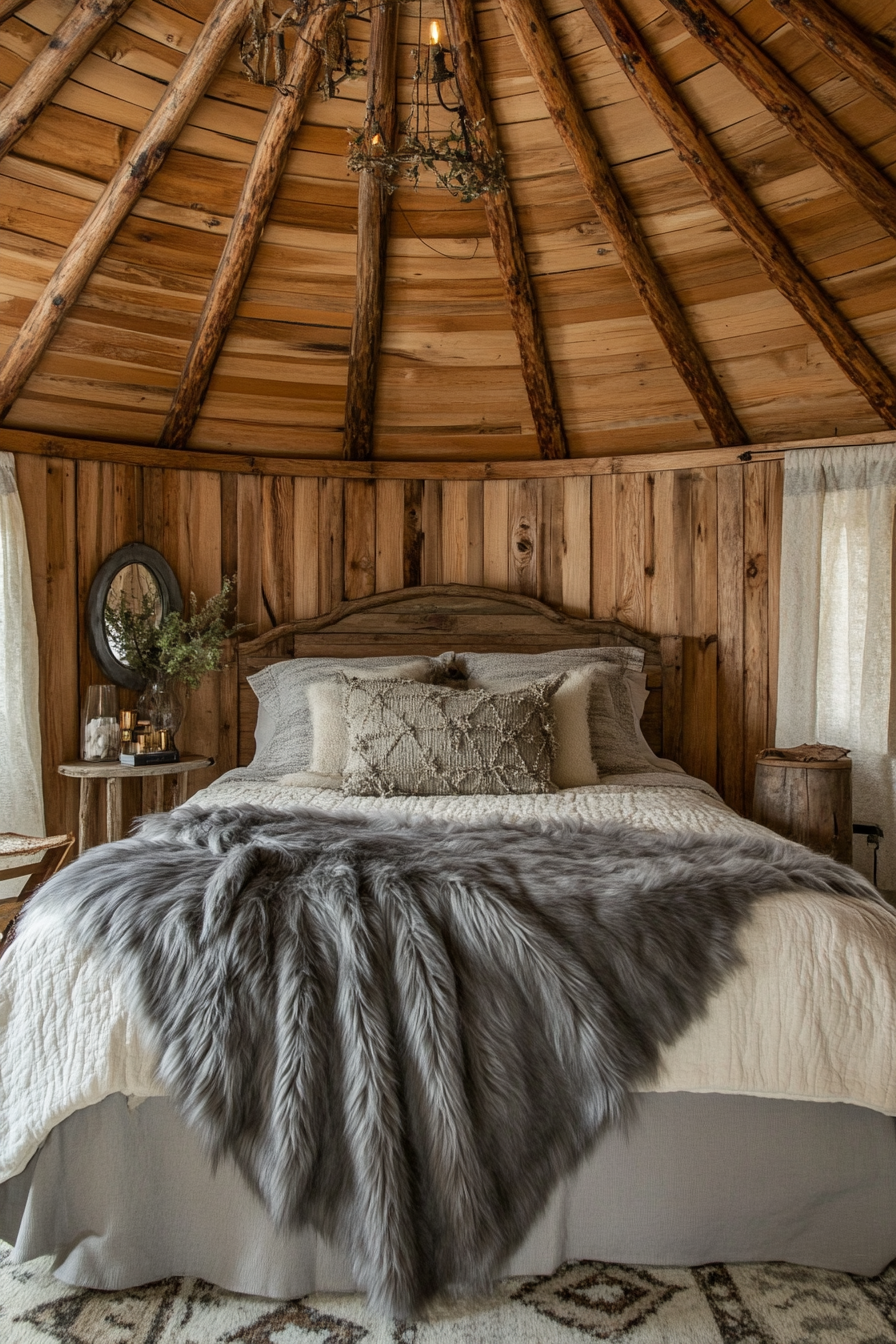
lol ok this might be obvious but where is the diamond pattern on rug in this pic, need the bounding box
[13,1279,182,1344]
[5,1249,896,1343]
[512,1261,687,1338]
[726,1261,896,1343]
[223,1300,368,1343]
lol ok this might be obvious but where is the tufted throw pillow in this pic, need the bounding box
[340,674,563,797]
[476,662,661,778]
[306,662,433,777]
[459,667,598,787]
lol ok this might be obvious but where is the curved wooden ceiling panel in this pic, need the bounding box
[0,0,893,460]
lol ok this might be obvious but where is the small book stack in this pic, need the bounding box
[118,710,180,766]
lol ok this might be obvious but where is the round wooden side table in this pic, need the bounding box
[752,755,852,862]
[58,755,213,854]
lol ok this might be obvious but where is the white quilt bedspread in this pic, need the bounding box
[2,777,896,1185]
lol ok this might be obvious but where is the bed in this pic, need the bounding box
[2,585,896,1308]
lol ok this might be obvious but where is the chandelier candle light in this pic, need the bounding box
[347,2,507,199]
[239,0,507,200]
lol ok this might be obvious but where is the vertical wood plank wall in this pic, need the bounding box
[13,453,783,840]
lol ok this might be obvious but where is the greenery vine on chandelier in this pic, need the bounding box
[239,0,508,202]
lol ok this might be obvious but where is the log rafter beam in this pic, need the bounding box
[497,0,746,448]
[444,0,568,459]
[768,0,896,108]
[0,0,133,163]
[0,0,254,423]
[158,6,340,451]
[661,0,896,240]
[342,0,399,461]
[0,0,28,23]
[580,0,896,429]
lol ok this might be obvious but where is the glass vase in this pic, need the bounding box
[136,675,183,744]
[81,684,120,761]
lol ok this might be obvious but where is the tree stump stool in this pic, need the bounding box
[752,755,852,863]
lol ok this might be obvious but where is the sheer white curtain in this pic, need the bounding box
[776,443,896,886]
[0,453,44,894]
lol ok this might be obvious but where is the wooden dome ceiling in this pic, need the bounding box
[0,0,894,463]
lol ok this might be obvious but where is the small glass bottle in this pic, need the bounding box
[81,684,121,761]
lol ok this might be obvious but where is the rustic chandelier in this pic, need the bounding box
[240,0,507,202]
[241,0,368,95]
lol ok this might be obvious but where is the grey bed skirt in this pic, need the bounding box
[2,1092,895,1298]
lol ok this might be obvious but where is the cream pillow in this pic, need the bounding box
[308,661,431,776]
[546,668,599,788]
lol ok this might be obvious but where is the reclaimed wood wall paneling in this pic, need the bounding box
[14,452,783,842]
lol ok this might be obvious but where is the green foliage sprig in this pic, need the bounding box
[105,578,241,690]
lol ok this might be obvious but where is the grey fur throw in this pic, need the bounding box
[22,805,879,1316]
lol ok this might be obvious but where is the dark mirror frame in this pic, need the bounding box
[86,543,183,690]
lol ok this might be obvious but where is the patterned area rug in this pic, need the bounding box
[3,1243,896,1343]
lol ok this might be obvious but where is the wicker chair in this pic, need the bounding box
[0,832,76,955]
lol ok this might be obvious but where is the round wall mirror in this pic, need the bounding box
[87,543,183,689]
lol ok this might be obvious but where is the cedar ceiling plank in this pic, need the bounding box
[661,0,896,240]
[445,0,568,458]
[342,0,399,460]
[581,0,896,429]
[496,0,747,447]
[0,0,254,422]
[157,8,340,451]
[0,0,133,164]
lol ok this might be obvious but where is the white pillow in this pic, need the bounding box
[308,661,432,776]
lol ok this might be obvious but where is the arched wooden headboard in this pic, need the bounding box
[237,585,682,768]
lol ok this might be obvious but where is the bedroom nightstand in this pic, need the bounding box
[752,754,852,862]
[58,754,213,854]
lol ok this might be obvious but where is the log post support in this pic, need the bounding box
[342,0,400,461]
[444,0,568,459]
[497,0,745,447]
[158,6,340,450]
[0,0,254,422]
[579,0,896,429]
[661,0,896,240]
[0,0,133,163]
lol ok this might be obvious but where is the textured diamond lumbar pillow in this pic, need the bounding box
[340,674,562,797]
